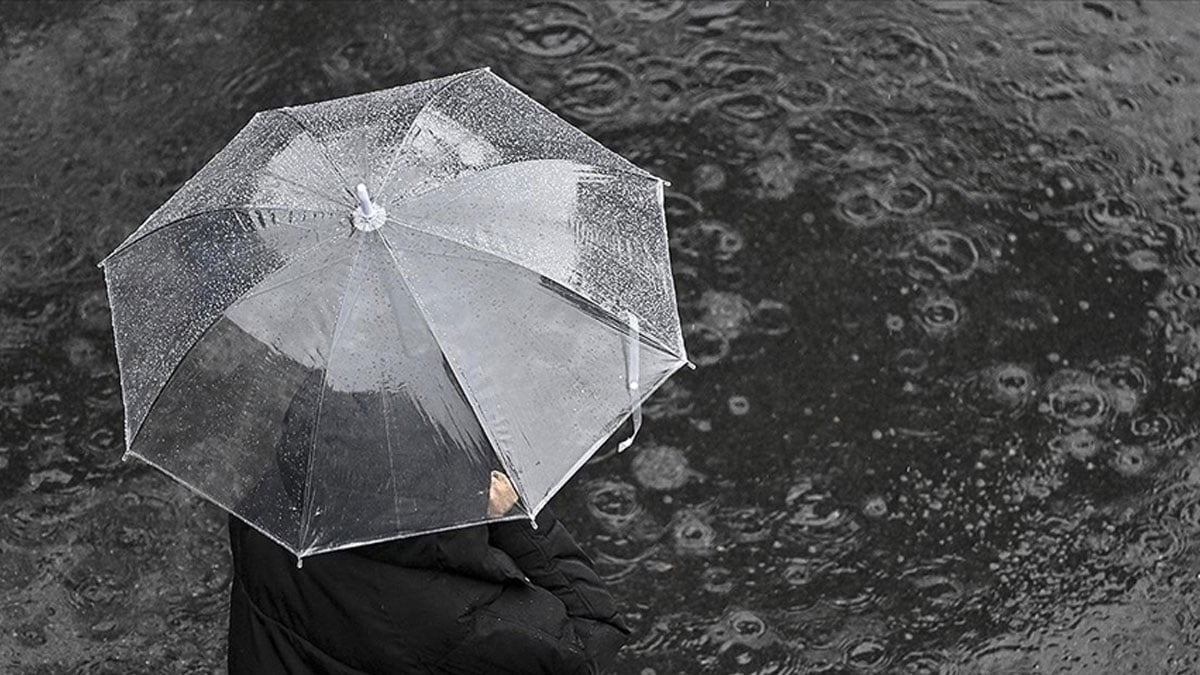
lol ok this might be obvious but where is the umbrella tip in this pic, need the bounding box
[355,183,373,216]
[352,183,386,232]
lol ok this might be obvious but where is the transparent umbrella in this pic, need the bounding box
[99,68,689,558]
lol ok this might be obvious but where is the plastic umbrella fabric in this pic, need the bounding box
[99,68,689,558]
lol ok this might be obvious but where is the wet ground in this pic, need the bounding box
[4,0,1200,672]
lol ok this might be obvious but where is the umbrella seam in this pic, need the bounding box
[380,216,684,360]
[271,108,359,199]
[529,357,689,518]
[100,206,345,266]
[261,165,349,206]
[373,69,483,201]
[300,236,369,550]
[378,232,684,519]
[374,233,533,515]
[128,449,306,556]
[484,70,660,182]
[233,246,357,305]
[299,513,530,557]
[388,159,661,207]
[378,354,403,532]
[119,231,348,467]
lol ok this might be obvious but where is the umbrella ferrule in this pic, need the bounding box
[355,183,373,216]
[352,183,386,232]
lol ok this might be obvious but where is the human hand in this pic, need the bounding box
[487,470,519,517]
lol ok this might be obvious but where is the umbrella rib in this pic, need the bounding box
[380,216,684,360]
[378,367,403,531]
[299,237,369,551]
[262,166,347,207]
[126,448,306,557]
[483,70,660,181]
[373,69,482,201]
[375,233,532,513]
[233,244,355,305]
[271,109,358,198]
[101,206,344,266]
[376,66,662,202]
[118,231,347,448]
[388,158,661,208]
[302,513,530,557]
[527,358,689,519]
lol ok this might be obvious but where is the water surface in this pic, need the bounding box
[4,0,1200,672]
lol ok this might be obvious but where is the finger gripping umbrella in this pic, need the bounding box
[99,68,689,558]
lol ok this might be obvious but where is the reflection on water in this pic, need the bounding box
[4,0,1200,671]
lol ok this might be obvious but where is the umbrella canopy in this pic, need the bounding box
[99,68,688,557]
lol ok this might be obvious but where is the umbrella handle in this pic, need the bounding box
[617,313,642,453]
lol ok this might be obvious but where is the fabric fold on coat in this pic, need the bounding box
[228,507,630,675]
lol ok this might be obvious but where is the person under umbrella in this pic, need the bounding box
[99,68,690,675]
[228,368,631,673]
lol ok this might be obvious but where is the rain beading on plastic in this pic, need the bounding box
[101,68,688,556]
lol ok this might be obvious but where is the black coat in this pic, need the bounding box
[227,508,632,674]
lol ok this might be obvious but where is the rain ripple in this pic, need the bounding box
[1040,369,1111,428]
[586,479,645,531]
[630,444,703,491]
[506,3,595,58]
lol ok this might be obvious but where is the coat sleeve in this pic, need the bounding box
[486,508,633,672]
[432,582,595,675]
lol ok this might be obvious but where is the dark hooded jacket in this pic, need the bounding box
[227,508,632,674]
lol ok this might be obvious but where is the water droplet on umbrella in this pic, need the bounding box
[844,636,889,669]
[894,348,929,376]
[701,565,735,594]
[1129,413,1175,440]
[696,290,753,337]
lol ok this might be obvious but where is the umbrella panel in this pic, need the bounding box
[103,207,346,447]
[300,239,502,553]
[131,234,504,555]
[384,224,687,514]
[277,70,466,194]
[387,159,684,358]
